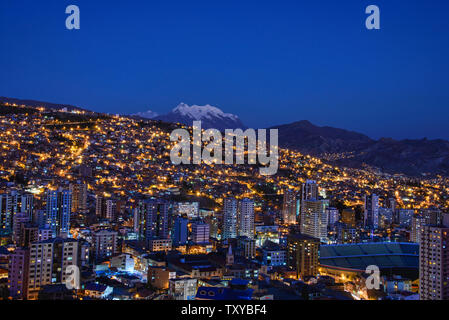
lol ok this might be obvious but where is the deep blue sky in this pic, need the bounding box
[1,0,448,140]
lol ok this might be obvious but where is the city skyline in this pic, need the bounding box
[1,0,449,304]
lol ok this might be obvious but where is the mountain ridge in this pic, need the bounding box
[2,96,448,176]
[270,120,449,176]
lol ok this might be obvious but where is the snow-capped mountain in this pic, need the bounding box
[155,103,245,131]
[131,109,159,119]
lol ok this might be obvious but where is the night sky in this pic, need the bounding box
[1,0,448,140]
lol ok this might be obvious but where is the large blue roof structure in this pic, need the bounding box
[319,242,419,271]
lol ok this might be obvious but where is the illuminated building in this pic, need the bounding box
[300,181,318,226]
[341,209,356,228]
[364,194,379,230]
[411,216,425,243]
[236,236,256,259]
[419,220,449,300]
[282,189,298,225]
[12,212,31,245]
[149,238,172,252]
[27,238,79,300]
[45,189,72,237]
[238,198,254,239]
[173,217,188,246]
[92,229,118,262]
[95,193,107,219]
[169,278,198,300]
[148,265,176,289]
[326,207,339,227]
[287,233,320,279]
[261,240,286,268]
[175,202,199,219]
[300,199,328,243]
[105,199,117,221]
[134,199,170,244]
[8,247,30,300]
[69,181,88,213]
[191,220,210,244]
[0,191,34,235]
[223,198,238,240]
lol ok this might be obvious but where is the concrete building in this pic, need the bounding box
[27,238,79,300]
[172,217,188,246]
[45,189,72,237]
[238,198,254,239]
[364,194,379,230]
[8,248,30,299]
[92,229,118,262]
[69,181,88,214]
[222,198,238,240]
[419,222,449,300]
[282,189,298,225]
[191,220,210,244]
[287,233,320,279]
[169,278,198,300]
[300,199,328,243]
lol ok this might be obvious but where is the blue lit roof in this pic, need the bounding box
[319,242,419,271]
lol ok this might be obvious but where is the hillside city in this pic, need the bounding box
[1,102,448,300]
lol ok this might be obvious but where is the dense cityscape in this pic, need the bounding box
[1,102,448,301]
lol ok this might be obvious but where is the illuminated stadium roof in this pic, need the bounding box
[319,242,419,272]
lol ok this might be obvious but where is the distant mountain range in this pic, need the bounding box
[2,96,449,176]
[271,120,449,176]
[132,103,245,131]
[0,97,86,113]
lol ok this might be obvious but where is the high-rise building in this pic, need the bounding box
[0,191,33,235]
[27,238,79,300]
[282,190,299,225]
[134,199,170,244]
[222,198,238,240]
[341,209,356,228]
[12,212,31,245]
[364,194,379,230]
[95,194,107,219]
[237,236,256,259]
[45,189,72,237]
[411,215,425,244]
[19,223,39,247]
[386,198,396,211]
[172,217,188,246]
[419,221,449,300]
[238,198,254,239]
[8,247,30,300]
[204,215,219,239]
[300,180,318,226]
[191,221,210,244]
[398,209,414,228]
[326,207,339,227]
[106,199,117,221]
[423,209,443,226]
[301,180,318,202]
[287,233,320,279]
[92,229,118,262]
[69,181,88,214]
[300,199,328,243]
